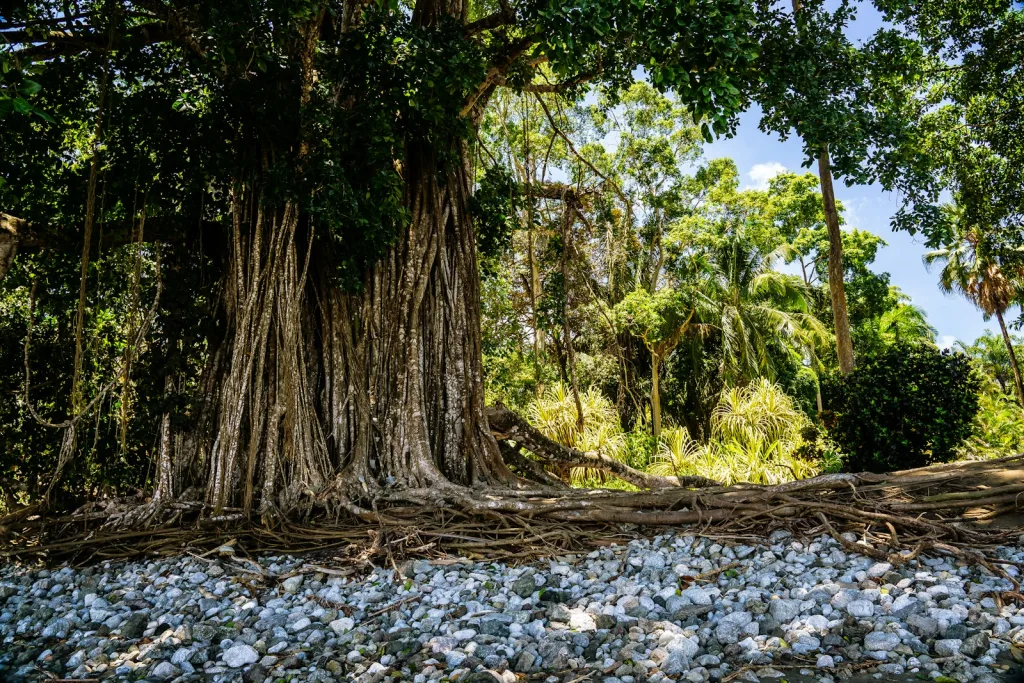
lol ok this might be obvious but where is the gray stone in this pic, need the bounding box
[150,662,178,680]
[512,572,536,598]
[934,639,962,657]
[120,611,149,639]
[281,575,304,594]
[223,644,260,668]
[944,623,968,640]
[445,650,468,668]
[866,562,893,578]
[287,617,311,633]
[863,631,900,652]
[769,599,801,623]
[961,632,990,659]
[242,663,269,683]
[479,613,514,636]
[907,614,940,639]
[890,594,921,619]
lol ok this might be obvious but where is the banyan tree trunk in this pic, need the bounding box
[330,141,516,493]
[190,137,516,516]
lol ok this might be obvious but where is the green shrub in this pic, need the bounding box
[822,344,981,473]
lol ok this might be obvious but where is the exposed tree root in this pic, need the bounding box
[2,454,1022,569]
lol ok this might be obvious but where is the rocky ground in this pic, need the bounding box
[2,530,1024,683]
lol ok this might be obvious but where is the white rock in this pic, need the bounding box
[222,644,259,668]
[282,575,304,594]
[330,617,355,635]
[867,562,893,579]
[569,612,597,631]
[864,631,900,652]
[847,600,874,618]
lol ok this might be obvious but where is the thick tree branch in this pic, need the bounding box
[524,182,593,201]
[519,67,601,93]
[460,34,540,118]
[465,2,516,36]
[5,22,179,60]
[497,440,569,490]
[0,212,219,282]
[486,403,720,490]
[533,93,631,214]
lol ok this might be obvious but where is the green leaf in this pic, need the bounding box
[21,79,41,96]
[31,106,54,123]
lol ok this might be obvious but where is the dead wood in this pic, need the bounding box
[486,403,720,489]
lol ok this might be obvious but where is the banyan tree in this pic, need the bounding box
[0,0,759,520]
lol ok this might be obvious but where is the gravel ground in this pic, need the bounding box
[3,530,1024,683]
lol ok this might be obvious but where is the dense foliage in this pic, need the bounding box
[822,345,981,473]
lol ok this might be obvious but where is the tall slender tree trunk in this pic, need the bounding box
[651,354,662,438]
[996,309,1024,406]
[790,0,854,375]
[528,220,543,396]
[817,147,855,375]
[153,374,176,502]
[561,204,584,430]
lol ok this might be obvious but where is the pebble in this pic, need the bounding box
[1,533,1020,683]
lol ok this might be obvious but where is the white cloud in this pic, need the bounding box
[747,162,787,191]
[939,335,957,350]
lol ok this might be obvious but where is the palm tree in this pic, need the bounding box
[702,235,828,385]
[957,332,1024,396]
[875,289,937,347]
[924,204,1024,405]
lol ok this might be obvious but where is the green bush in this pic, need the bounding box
[822,344,981,473]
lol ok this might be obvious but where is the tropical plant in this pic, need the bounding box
[924,205,1024,406]
[823,344,981,473]
[957,332,1024,398]
[963,386,1024,460]
[615,285,705,437]
[874,292,936,348]
[700,235,828,385]
[651,379,819,485]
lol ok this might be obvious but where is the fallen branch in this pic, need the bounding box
[486,403,720,490]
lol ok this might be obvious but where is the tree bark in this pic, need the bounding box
[153,375,175,502]
[996,309,1024,407]
[560,203,584,430]
[651,354,662,438]
[817,147,855,375]
[528,227,543,396]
